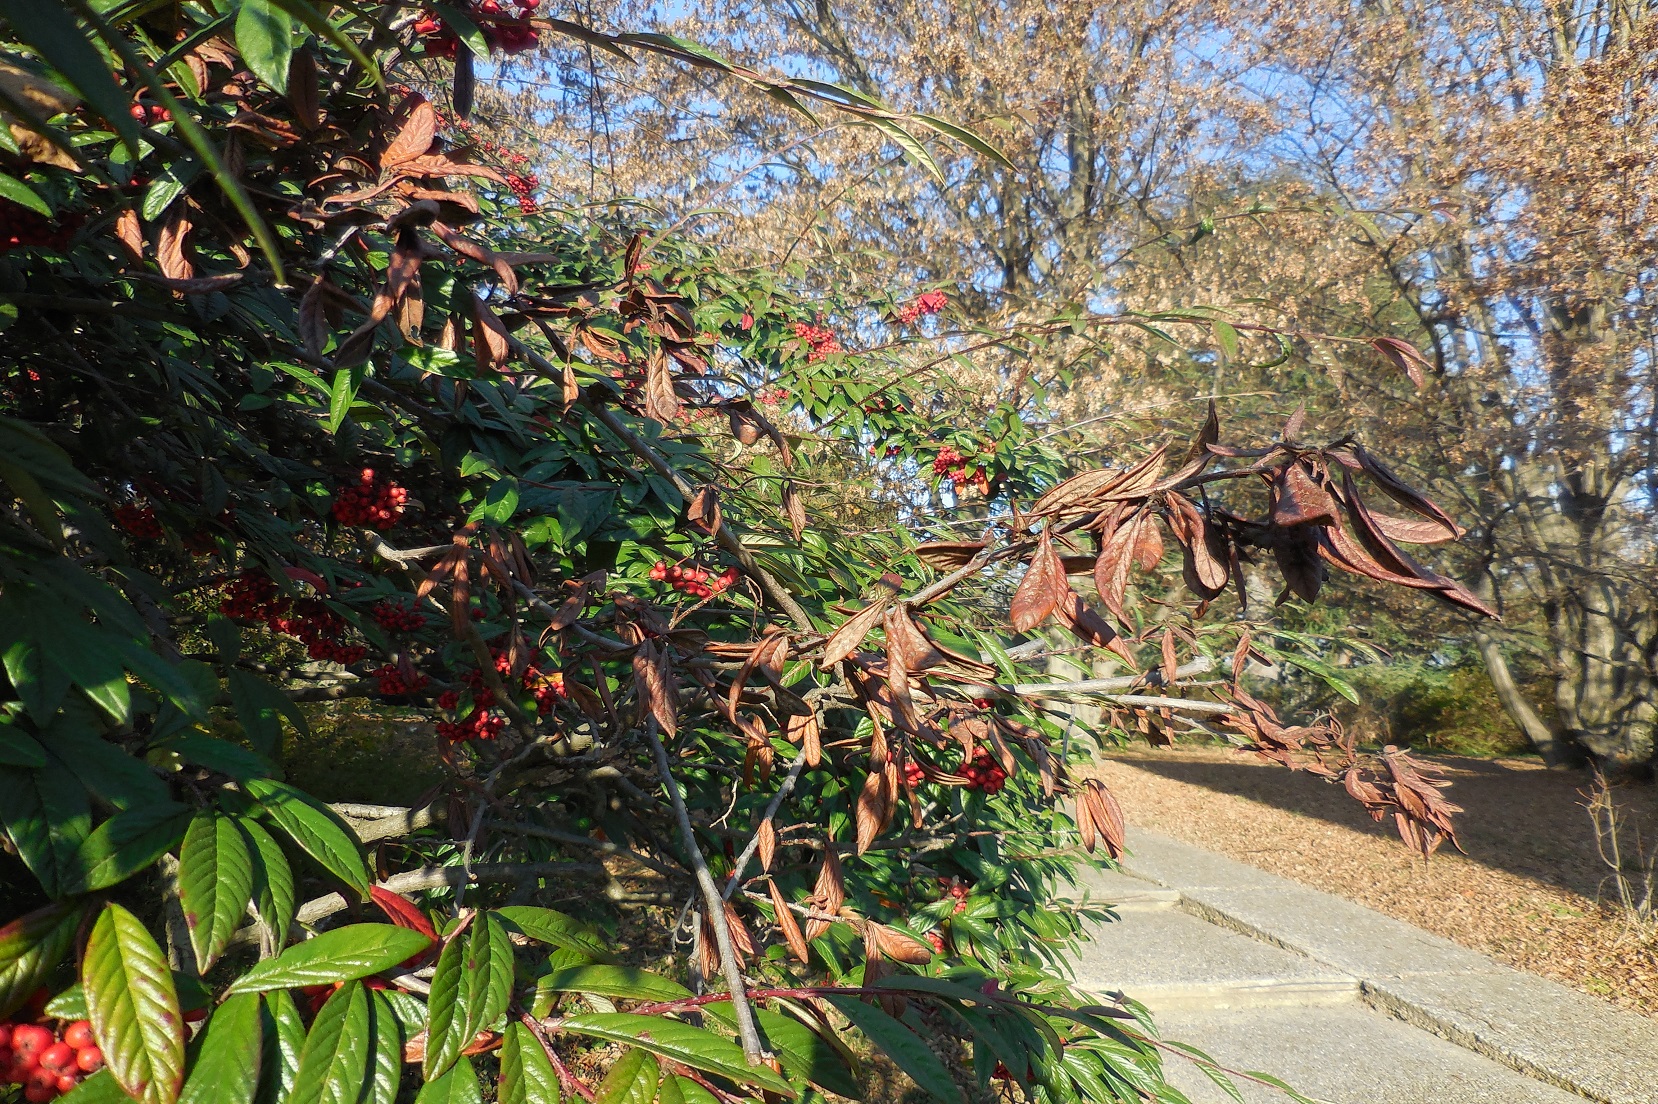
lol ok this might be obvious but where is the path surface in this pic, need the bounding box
[1062,828,1658,1104]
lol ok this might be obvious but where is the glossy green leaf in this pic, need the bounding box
[366,991,403,1104]
[495,906,613,960]
[227,670,308,759]
[596,1048,657,1104]
[289,979,372,1104]
[533,965,690,1004]
[179,812,256,969]
[244,777,370,895]
[0,902,85,1019]
[257,990,306,1104]
[83,903,187,1104]
[58,1070,130,1103]
[706,1003,860,1098]
[560,1013,794,1096]
[0,766,89,896]
[415,1054,483,1104]
[234,0,293,92]
[499,1022,561,1104]
[45,982,88,1020]
[179,992,262,1104]
[422,912,511,1079]
[0,726,46,767]
[62,803,191,894]
[825,996,961,1104]
[226,924,432,994]
[239,816,295,951]
[163,733,274,783]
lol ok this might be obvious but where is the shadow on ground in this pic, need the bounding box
[1108,750,1658,902]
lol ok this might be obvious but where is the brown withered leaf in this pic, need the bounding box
[913,540,988,568]
[1132,518,1165,572]
[869,923,932,965]
[382,95,437,169]
[1148,401,1222,493]
[297,275,330,358]
[1370,335,1430,389]
[883,608,945,674]
[432,222,518,294]
[396,264,425,339]
[854,768,893,855]
[1010,531,1066,632]
[782,480,807,541]
[0,59,82,170]
[1084,779,1126,859]
[769,878,809,962]
[724,900,756,961]
[1270,462,1340,528]
[632,639,679,737]
[1166,494,1229,597]
[785,711,822,766]
[1075,785,1097,853]
[805,847,846,941]
[756,819,778,873]
[1272,527,1327,603]
[113,208,144,263]
[687,485,721,535]
[820,601,889,669]
[1054,589,1137,666]
[396,153,506,184]
[1349,445,1464,539]
[471,293,512,374]
[288,51,319,129]
[729,406,762,445]
[644,350,680,424]
[1160,628,1179,687]
[1093,510,1143,620]
[156,212,194,281]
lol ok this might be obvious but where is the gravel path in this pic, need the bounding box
[1094,747,1658,1017]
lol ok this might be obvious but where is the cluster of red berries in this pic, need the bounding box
[791,321,844,362]
[331,469,408,530]
[0,1021,103,1102]
[893,289,948,324]
[435,706,506,743]
[114,503,165,540]
[503,171,541,214]
[414,0,540,58]
[757,386,788,406]
[939,878,972,914]
[0,201,76,255]
[128,101,171,124]
[931,446,990,495]
[521,665,567,715]
[220,575,368,665]
[649,562,739,599]
[903,760,926,788]
[962,750,1008,795]
[372,662,431,697]
[924,930,946,952]
[371,599,428,633]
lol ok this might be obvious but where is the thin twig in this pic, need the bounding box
[722,749,809,900]
[642,718,766,1063]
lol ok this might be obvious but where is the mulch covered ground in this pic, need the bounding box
[1094,746,1658,1017]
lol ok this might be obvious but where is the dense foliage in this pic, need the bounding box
[0,3,1491,1104]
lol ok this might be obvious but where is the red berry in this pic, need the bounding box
[61,1024,90,1052]
[74,1047,101,1073]
[0,1024,12,1048]
[56,1074,78,1093]
[12,1024,52,1062]
[23,1065,58,1099]
[37,1043,73,1074]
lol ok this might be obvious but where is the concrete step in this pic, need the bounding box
[1070,906,1358,1013]
[1155,1004,1589,1104]
[1063,864,1181,912]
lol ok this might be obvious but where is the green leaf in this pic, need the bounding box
[0,172,51,216]
[911,113,1015,168]
[179,812,256,969]
[179,992,263,1104]
[62,803,191,894]
[0,765,89,896]
[45,982,88,1020]
[234,0,294,92]
[825,996,961,1104]
[244,777,370,895]
[429,2,488,57]
[59,1070,131,1103]
[499,1022,561,1104]
[257,990,306,1104]
[596,1048,657,1104]
[288,980,372,1104]
[533,965,690,1005]
[0,727,46,767]
[1212,320,1240,363]
[227,670,307,758]
[0,0,143,153]
[239,816,295,950]
[46,716,174,809]
[495,906,613,960]
[226,925,433,995]
[162,732,275,783]
[559,1014,794,1096]
[705,1004,859,1098]
[83,903,187,1104]
[0,902,85,1019]
[366,991,403,1104]
[416,1054,483,1104]
[423,912,511,1080]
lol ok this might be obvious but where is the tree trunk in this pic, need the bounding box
[1471,628,1580,768]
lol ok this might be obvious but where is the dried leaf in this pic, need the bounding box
[1270,462,1340,528]
[633,640,679,737]
[687,485,721,535]
[114,208,145,263]
[156,211,194,281]
[854,768,892,855]
[1093,511,1142,620]
[821,601,889,669]
[287,49,319,129]
[1370,336,1431,389]
[869,924,932,965]
[382,95,437,168]
[472,292,512,374]
[1010,531,1066,632]
[644,350,680,424]
[769,879,809,962]
[913,540,987,568]
[1166,495,1229,596]
[782,480,807,541]
[756,820,777,873]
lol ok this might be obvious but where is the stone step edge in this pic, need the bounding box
[1102,977,1361,1014]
